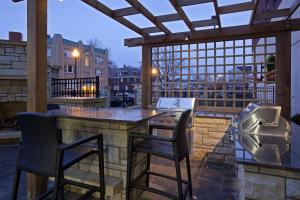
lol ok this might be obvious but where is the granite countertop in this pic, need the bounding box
[47,106,165,123]
[235,123,300,171]
[193,111,236,119]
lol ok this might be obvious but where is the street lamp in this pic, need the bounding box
[151,68,158,76]
[72,48,80,78]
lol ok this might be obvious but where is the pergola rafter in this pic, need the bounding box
[81,0,149,37]
[177,0,213,7]
[250,0,261,25]
[218,1,255,15]
[125,0,172,35]
[113,7,139,17]
[169,0,196,32]
[212,0,221,28]
[255,8,290,20]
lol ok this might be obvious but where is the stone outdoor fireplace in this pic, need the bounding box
[0,33,59,130]
[0,37,27,130]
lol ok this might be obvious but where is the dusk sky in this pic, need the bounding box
[0,0,253,67]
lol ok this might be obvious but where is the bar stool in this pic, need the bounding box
[126,109,192,200]
[11,112,105,200]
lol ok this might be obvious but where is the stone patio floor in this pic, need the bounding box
[0,144,237,200]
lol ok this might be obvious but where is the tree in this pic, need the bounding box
[151,46,185,99]
[86,38,103,49]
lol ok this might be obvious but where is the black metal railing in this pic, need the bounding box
[52,76,99,98]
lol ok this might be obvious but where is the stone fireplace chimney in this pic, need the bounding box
[9,32,23,42]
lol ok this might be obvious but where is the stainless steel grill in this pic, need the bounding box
[236,103,290,165]
[155,98,196,124]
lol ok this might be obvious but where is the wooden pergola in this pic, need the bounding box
[78,0,300,117]
[12,0,300,199]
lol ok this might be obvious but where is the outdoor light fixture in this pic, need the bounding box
[152,68,158,76]
[72,49,80,79]
[185,35,190,41]
[72,49,79,58]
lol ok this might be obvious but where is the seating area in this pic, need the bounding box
[0,145,237,200]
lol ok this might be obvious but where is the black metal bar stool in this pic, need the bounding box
[11,112,105,200]
[126,109,192,200]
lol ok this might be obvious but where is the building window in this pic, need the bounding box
[64,49,72,58]
[47,48,51,57]
[113,85,119,90]
[95,56,103,64]
[125,85,128,90]
[64,65,74,73]
[84,56,89,67]
[96,69,103,76]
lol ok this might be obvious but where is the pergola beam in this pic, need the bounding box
[81,0,149,37]
[177,0,212,7]
[255,8,290,20]
[219,1,255,15]
[113,7,139,17]
[191,18,218,28]
[126,0,171,35]
[156,13,182,23]
[125,18,300,47]
[169,0,195,32]
[142,27,163,34]
[212,0,221,28]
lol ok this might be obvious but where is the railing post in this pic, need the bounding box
[96,76,100,98]
[123,90,125,108]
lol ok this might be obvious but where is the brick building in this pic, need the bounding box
[47,34,109,89]
[109,65,141,102]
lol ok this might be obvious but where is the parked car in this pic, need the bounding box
[110,96,122,107]
[110,93,135,107]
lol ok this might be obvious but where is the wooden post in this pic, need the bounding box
[276,31,291,120]
[141,45,152,109]
[27,0,48,199]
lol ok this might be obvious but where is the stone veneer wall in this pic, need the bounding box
[0,40,27,103]
[58,118,148,200]
[238,164,300,200]
[192,117,235,165]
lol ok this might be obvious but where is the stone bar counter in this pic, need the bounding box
[236,122,300,200]
[48,106,165,200]
[191,111,235,165]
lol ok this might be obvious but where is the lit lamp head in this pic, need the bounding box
[151,68,158,76]
[72,49,80,58]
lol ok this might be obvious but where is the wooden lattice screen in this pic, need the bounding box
[151,37,276,112]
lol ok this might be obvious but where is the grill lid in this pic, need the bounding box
[156,98,195,112]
